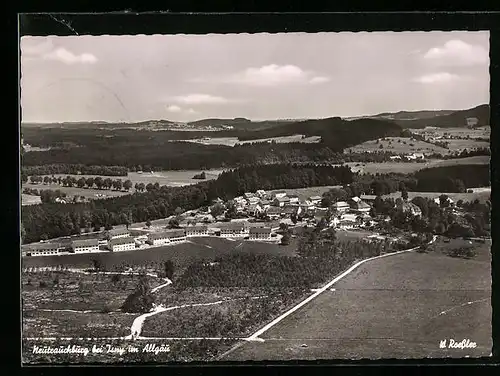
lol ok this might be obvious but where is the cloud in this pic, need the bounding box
[172,93,229,105]
[412,72,461,84]
[423,40,488,66]
[21,40,97,65]
[21,39,54,56]
[42,48,97,64]
[166,105,182,113]
[192,64,331,87]
[309,76,331,84]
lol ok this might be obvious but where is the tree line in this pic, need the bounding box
[22,164,128,177]
[25,174,134,192]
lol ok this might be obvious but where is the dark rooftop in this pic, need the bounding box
[108,237,136,246]
[72,239,99,247]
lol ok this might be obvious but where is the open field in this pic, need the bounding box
[22,169,225,202]
[381,188,491,203]
[348,137,449,155]
[21,237,298,269]
[348,131,490,156]
[223,239,491,360]
[23,183,130,201]
[410,127,491,140]
[22,193,42,206]
[39,169,223,187]
[237,135,321,145]
[446,139,490,151]
[346,155,489,175]
[268,186,342,201]
[179,134,321,147]
[23,310,135,338]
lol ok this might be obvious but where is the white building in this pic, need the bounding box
[274,196,290,207]
[249,227,272,240]
[107,228,130,240]
[72,239,100,253]
[255,190,266,197]
[166,229,187,243]
[273,191,287,199]
[185,225,208,237]
[247,204,262,216]
[108,237,136,252]
[309,196,322,205]
[147,232,171,246]
[22,243,67,257]
[220,223,249,237]
[247,196,260,205]
[334,201,350,212]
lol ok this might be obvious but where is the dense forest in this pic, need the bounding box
[415,164,490,192]
[21,164,353,243]
[21,150,401,178]
[235,117,402,146]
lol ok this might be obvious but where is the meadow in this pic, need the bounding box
[345,155,490,175]
[178,134,321,147]
[22,169,224,203]
[347,137,448,155]
[268,186,342,201]
[223,239,491,360]
[22,193,42,206]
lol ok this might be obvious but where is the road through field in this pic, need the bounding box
[222,236,491,360]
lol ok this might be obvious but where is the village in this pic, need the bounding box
[21,186,458,258]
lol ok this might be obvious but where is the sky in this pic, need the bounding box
[20,31,490,123]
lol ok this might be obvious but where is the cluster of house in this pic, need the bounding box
[221,190,325,220]
[389,153,425,161]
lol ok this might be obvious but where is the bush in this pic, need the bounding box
[448,247,477,259]
[121,277,156,313]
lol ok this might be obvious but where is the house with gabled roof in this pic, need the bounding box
[107,228,130,240]
[273,196,290,207]
[266,206,282,220]
[108,237,135,252]
[185,225,208,237]
[219,223,249,238]
[72,239,99,253]
[249,227,272,240]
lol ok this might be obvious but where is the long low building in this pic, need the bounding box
[185,225,208,237]
[107,228,130,240]
[22,242,67,257]
[108,237,136,252]
[71,239,99,253]
[249,227,272,240]
[220,223,249,237]
[147,229,187,246]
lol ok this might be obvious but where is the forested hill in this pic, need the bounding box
[237,117,403,147]
[392,104,490,129]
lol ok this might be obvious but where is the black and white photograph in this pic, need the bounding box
[20,26,492,363]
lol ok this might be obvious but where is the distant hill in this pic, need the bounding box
[237,116,403,151]
[370,109,456,121]
[352,104,489,128]
[187,118,293,131]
